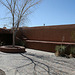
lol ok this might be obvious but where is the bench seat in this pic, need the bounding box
[26,40,75,45]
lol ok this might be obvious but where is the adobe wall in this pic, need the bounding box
[19,24,75,52]
[21,24,75,42]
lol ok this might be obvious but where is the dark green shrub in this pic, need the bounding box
[55,45,66,56]
[70,46,75,54]
[16,40,25,46]
[69,46,75,58]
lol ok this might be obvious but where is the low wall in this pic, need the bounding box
[26,41,56,52]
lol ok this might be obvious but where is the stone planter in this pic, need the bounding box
[0,45,25,53]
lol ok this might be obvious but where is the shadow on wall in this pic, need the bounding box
[0,34,12,45]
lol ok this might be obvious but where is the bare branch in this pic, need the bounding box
[15,2,20,14]
[11,0,12,4]
[6,0,10,6]
[23,0,41,15]
[21,0,28,14]
[5,0,12,13]
[0,0,11,11]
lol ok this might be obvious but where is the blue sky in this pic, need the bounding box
[0,0,75,28]
[29,0,75,27]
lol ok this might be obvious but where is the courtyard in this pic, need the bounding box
[0,48,75,75]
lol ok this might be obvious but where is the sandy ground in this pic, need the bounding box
[0,48,75,75]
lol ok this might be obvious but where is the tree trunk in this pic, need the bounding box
[13,28,15,47]
[12,12,15,47]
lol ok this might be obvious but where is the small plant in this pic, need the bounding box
[0,41,6,46]
[70,46,75,57]
[70,46,75,54]
[55,45,66,57]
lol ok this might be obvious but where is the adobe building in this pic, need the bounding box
[0,24,75,53]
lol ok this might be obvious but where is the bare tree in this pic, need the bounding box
[0,0,41,47]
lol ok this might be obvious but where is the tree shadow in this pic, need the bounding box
[19,53,51,75]
[7,52,69,75]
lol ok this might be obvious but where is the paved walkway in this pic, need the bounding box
[0,48,75,75]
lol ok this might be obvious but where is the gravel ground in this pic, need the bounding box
[0,48,75,75]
